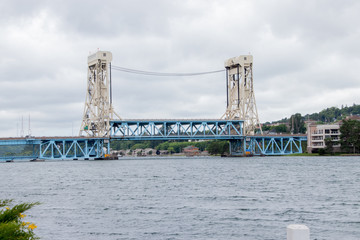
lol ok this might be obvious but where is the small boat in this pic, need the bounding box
[30,159,45,162]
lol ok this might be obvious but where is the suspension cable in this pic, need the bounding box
[111,65,225,76]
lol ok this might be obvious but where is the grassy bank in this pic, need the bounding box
[287,153,360,157]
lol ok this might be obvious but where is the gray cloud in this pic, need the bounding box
[0,0,359,137]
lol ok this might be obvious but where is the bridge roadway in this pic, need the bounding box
[110,119,244,140]
[0,119,307,160]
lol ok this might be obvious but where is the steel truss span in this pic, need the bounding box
[230,136,307,156]
[39,138,107,160]
[110,119,244,140]
[0,138,40,160]
[0,138,107,160]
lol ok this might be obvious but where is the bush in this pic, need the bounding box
[207,141,229,155]
[0,199,40,240]
[318,148,326,155]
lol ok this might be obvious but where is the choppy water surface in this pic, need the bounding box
[1,156,359,240]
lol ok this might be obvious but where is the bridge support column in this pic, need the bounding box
[229,139,246,156]
[221,55,262,135]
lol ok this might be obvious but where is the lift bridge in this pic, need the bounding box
[0,51,306,161]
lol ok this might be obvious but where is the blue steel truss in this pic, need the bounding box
[1,122,307,160]
[0,138,40,160]
[110,119,244,140]
[39,138,107,159]
[0,138,41,145]
[230,136,307,156]
[0,138,107,160]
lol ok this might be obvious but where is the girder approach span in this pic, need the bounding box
[0,137,107,160]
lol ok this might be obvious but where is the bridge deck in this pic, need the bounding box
[110,119,244,140]
[0,119,308,160]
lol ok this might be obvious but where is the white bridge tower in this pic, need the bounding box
[222,55,262,135]
[80,51,120,137]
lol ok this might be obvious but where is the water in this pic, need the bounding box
[1,156,359,240]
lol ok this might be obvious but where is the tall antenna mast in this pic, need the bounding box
[28,114,32,136]
[221,55,262,135]
[20,116,24,137]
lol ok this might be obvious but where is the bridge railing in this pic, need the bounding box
[110,119,244,140]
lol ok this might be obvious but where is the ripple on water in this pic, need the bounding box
[0,156,359,240]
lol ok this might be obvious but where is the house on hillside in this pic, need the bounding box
[159,150,169,155]
[133,149,144,156]
[144,148,155,156]
[345,115,360,121]
[183,145,200,156]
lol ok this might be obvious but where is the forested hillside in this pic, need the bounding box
[304,104,360,122]
[262,103,360,134]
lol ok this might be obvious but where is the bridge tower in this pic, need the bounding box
[222,55,262,135]
[79,51,121,137]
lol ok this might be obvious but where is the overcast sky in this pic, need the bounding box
[0,0,359,137]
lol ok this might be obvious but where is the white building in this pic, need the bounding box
[307,123,341,153]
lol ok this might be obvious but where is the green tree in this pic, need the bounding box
[131,143,147,150]
[167,147,175,154]
[262,125,271,131]
[340,119,360,153]
[324,137,334,155]
[274,124,288,133]
[289,113,306,134]
[157,142,170,150]
[207,141,229,155]
[193,141,208,151]
[168,142,184,153]
[318,148,326,155]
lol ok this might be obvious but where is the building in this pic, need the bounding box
[307,123,341,153]
[183,146,200,156]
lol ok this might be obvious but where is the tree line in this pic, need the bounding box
[110,140,229,155]
[262,112,306,134]
[262,103,360,134]
[305,104,360,123]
